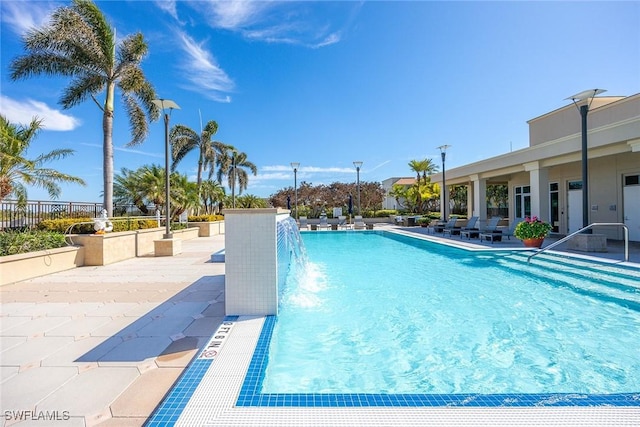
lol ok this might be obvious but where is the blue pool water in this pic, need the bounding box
[261,231,640,396]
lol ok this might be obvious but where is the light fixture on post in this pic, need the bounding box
[566,89,606,231]
[151,98,180,239]
[437,145,451,220]
[291,162,300,220]
[353,161,363,215]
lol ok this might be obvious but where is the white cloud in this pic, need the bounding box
[205,0,272,29]
[187,1,349,48]
[0,95,80,131]
[176,31,235,102]
[80,142,163,158]
[0,1,54,35]
[154,0,179,20]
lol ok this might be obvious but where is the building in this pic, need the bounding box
[431,93,640,242]
[381,177,416,210]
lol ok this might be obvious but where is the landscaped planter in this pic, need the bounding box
[0,226,202,283]
[0,245,84,286]
[172,227,200,240]
[72,230,139,266]
[187,221,225,237]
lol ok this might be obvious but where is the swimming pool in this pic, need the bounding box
[243,231,640,406]
[146,230,640,426]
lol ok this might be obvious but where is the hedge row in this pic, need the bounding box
[37,218,160,233]
[0,230,67,256]
[187,214,224,222]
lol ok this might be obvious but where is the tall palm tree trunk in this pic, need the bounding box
[103,85,115,216]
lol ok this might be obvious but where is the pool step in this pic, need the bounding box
[499,253,640,311]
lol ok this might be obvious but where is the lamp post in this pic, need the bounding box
[231,151,237,208]
[151,98,180,239]
[566,89,606,230]
[291,162,300,220]
[437,145,451,220]
[353,161,363,215]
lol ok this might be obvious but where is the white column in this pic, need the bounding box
[470,174,487,221]
[524,161,550,222]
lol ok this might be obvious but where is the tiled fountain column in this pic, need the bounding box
[224,208,290,316]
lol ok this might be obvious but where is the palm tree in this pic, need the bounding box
[137,164,166,212]
[113,167,148,214]
[0,115,85,204]
[216,149,257,208]
[170,174,200,219]
[200,180,225,214]
[408,158,439,185]
[170,121,228,186]
[9,0,158,216]
[236,194,267,209]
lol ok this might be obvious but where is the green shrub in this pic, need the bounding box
[37,217,160,234]
[38,217,94,233]
[367,209,399,218]
[0,230,67,256]
[187,214,224,222]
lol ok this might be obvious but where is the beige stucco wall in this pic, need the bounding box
[72,231,138,266]
[0,246,84,286]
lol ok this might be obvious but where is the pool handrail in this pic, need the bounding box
[527,222,629,263]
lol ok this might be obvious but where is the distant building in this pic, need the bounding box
[381,177,416,210]
[430,93,640,241]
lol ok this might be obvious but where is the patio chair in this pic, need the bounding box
[501,218,524,240]
[458,216,479,239]
[441,217,462,236]
[298,216,309,230]
[317,215,331,230]
[338,215,352,229]
[354,215,366,230]
[479,217,504,243]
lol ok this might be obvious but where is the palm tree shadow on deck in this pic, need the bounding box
[75,275,226,363]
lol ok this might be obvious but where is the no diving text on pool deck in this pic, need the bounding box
[199,321,234,359]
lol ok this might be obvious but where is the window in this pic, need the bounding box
[514,185,531,219]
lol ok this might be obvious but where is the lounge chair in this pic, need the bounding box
[501,218,524,240]
[354,215,366,230]
[317,215,331,230]
[479,217,504,243]
[338,215,352,229]
[441,217,462,236]
[458,216,479,239]
[298,216,309,230]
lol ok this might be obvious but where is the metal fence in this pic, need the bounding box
[0,200,155,230]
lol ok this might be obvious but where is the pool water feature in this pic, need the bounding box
[256,231,640,401]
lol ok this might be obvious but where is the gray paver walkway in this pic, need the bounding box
[1,234,226,427]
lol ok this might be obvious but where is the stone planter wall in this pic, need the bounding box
[187,221,225,237]
[72,231,139,266]
[0,246,84,286]
[172,227,200,240]
[136,228,165,256]
[0,227,201,285]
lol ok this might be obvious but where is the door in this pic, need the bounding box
[623,175,640,242]
[549,183,559,233]
[567,180,582,234]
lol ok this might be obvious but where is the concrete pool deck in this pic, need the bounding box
[1,226,639,426]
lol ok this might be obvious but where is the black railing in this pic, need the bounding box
[0,200,155,230]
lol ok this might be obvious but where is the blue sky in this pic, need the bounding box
[1,1,639,203]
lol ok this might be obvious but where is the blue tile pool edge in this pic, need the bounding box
[236,316,640,408]
[144,316,239,427]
